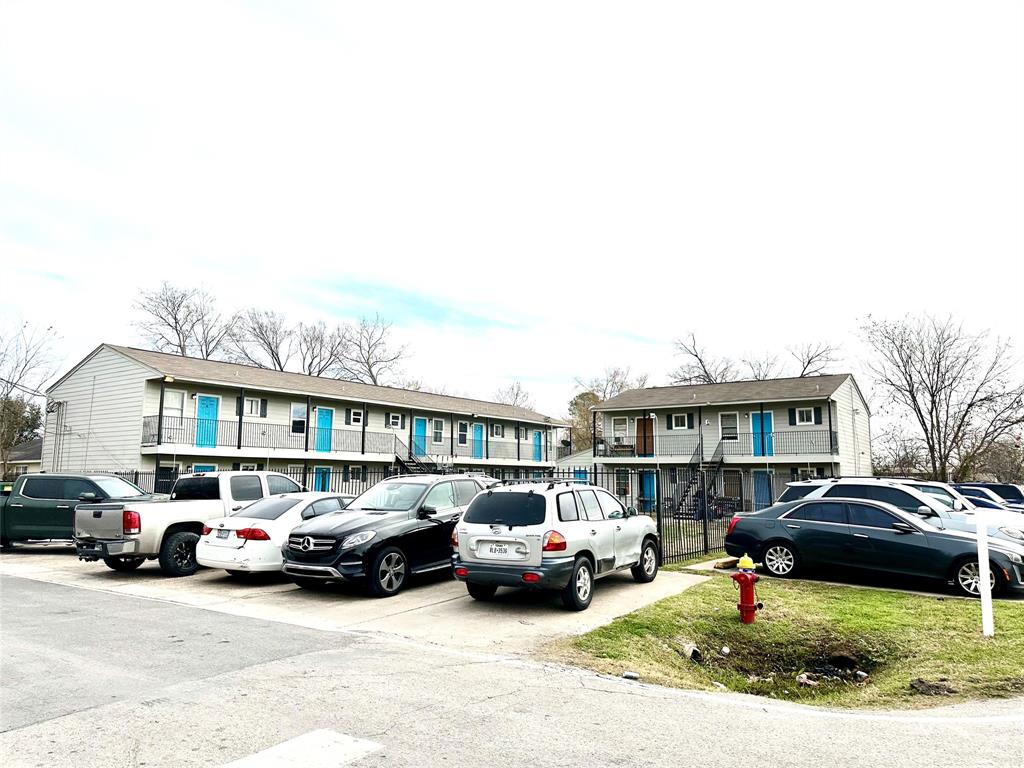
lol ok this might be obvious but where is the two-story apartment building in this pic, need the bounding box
[587,374,871,509]
[41,345,567,489]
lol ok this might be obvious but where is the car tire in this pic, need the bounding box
[158,531,200,577]
[561,557,594,611]
[368,546,408,598]
[952,558,1007,598]
[761,541,800,578]
[0,537,12,551]
[103,556,145,572]
[631,538,660,583]
[466,582,498,601]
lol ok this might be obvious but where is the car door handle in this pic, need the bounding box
[615,526,622,531]
[10,503,23,508]
[591,529,597,535]
[56,505,70,509]
[785,524,800,529]
[853,533,869,539]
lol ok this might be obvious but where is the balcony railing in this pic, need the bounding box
[142,416,554,462]
[595,430,838,459]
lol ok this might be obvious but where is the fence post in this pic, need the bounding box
[700,469,710,554]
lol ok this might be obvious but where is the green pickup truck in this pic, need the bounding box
[0,473,158,548]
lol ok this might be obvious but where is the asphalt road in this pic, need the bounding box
[2,573,1020,768]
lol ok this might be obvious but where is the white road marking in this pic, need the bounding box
[218,729,381,767]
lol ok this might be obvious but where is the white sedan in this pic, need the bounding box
[197,492,354,575]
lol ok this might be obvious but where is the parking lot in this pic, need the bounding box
[0,544,705,655]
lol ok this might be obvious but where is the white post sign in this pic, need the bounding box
[975,508,994,637]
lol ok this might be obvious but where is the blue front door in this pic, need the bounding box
[316,408,333,452]
[533,431,542,461]
[413,418,428,457]
[752,412,774,457]
[753,470,773,509]
[573,469,589,483]
[472,424,484,459]
[314,467,330,492]
[195,396,219,448]
[640,470,656,512]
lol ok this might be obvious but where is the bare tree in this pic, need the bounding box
[494,381,535,410]
[671,333,738,385]
[336,315,406,386]
[973,437,1024,483]
[134,282,201,356]
[296,322,348,377]
[787,342,837,377]
[190,290,237,360]
[229,309,294,371]
[0,323,54,475]
[871,428,925,477]
[862,315,1024,481]
[742,354,781,381]
[574,367,648,401]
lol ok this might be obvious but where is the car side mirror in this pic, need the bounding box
[418,505,437,520]
[626,506,638,517]
[916,505,937,518]
[78,492,97,502]
[952,499,963,511]
[892,522,916,535]
[301,508,316,520]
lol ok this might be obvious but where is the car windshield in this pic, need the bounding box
[777,485,815,503]
[232,497,301,520]
[912,485,956,507]
[350,481,428,511]
[464,492,547,527]
[90,477,147,498]
[171,477,220,501]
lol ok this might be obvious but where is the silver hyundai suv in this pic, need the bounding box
[451,480,660,611]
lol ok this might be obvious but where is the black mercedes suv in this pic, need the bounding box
[281,474,489,597]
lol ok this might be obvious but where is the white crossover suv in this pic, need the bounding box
[451,480,660,611]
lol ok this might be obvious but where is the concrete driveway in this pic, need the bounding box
[0,544,705,654]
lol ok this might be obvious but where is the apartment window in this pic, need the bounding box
[244,397,261,416]
[458,421,468,445]
[671,414,690,430]
[491,468,505,480]
[615,469,630,496]
[491,424,504,438]
[388,413,402,428]
[290,403,307,435]
[720,413,738,441]
[349,465,363,482]
[796,407,814,425]
[432,419,444,444]
[517,427,527,440]
[240,463,258,471]
[162,390,185,420]
[612,418,627,441]
[351,409,363,426]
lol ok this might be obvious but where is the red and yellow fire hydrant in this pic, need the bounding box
[731,554,762,624]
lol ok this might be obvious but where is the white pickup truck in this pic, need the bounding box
[74,471,304,576]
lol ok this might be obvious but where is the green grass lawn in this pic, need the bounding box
[548,574,1024,709]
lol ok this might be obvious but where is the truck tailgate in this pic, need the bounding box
[75,504,125,540]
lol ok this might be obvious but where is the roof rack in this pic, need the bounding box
[497,477,589,490]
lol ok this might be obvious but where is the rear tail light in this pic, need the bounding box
[451,528,459,547]
[522,572,541,583]
[202,525,212,536]
[454,567,468,578]
[235,528,271,541]
[542,530,567,552]
[123,510,141,535]
[726,515,741,536]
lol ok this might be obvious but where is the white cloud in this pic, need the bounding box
[1,0,1022,419]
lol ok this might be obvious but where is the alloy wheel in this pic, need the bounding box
[643,546,657,576]
[379,552,405,592]
[957,561,995,595]
[173,542,195,569]
[576,565,592,601]
[764,545,794,575]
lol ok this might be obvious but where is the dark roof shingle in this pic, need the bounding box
[597,374,853,410]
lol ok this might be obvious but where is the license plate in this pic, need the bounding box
[217,530,229,539]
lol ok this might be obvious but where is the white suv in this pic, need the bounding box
[451,480,660,611]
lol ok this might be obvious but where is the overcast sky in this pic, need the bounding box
[2,1,1022,418]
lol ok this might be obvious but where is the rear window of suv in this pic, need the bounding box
[171,477,220,501]
[464,492,547,527]
[778,485,816,503]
